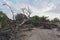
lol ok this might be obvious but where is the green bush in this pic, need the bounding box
[0,11,8,27]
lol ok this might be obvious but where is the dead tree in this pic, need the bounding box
[19,7,32,26]
[1,3,16,40]
[1,2,32,40]
[0,22,1,29]
[3,3,15,20]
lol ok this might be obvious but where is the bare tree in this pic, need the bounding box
[1,2,32,40]
[1,2,32,26]
[3,3,15,20]
[19,7,32,26]
[21,7,32,19]
[1,3,16,40]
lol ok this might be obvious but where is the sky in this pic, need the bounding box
[0,0,60,20]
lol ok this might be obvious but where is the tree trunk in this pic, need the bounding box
[0,22,1,28]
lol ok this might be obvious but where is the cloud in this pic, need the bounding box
[40,3,56,13]
[0,0,60,19]
[2,0,56,13]
[28,2,56,17]
[47,4,60,13]
[0,2,2,6]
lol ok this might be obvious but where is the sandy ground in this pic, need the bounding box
[16,28,60,40]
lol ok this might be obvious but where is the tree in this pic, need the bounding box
[15,13,27,22]
[39,16,49,22]
[17,7,32,26]
[51,18,60,22]
[3,3,15,20]
[1,3,32,40]
[0,11,8,28]
[26,16,50,27]
[30,16,40,26]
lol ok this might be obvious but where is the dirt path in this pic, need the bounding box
[16,28,60,40]
[27,28,60,40]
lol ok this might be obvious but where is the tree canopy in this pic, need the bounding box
[26,16,50,26]
[51,18,60,22]
[0,11,8,27]
[15,13,27,22]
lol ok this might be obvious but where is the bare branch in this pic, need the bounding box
[21,7,32,19]
[19,19,28,26]
[3,3,15,20]
[18,7,32,26]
